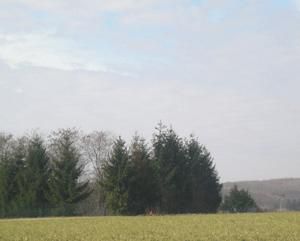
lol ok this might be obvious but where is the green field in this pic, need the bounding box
[0,212,299,241]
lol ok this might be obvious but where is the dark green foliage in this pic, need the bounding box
[2,137,28,217]
[0,135,52,217]
[127,135,160,215]
[185,137,222,213]
[49,129,91,216]
[152,123,222,214]
[152,124,187,213]
[102,137,130,215]
[0,124,223,217]
[20,136,52,216]
[0,130,91,217]
[221,185,258,213]
[0,133,14,217]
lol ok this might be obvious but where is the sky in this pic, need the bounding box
[0,0,300,182]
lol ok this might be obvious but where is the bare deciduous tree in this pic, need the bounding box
[81,131,114,215]
[82,131,114,181]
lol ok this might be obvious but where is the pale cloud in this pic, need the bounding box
[0,31,108,72]
[294,0,300,11]
[2,0,164,14]
[15,88,24,94]
[0,0,194,29]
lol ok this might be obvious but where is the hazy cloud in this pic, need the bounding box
[0,31,110,71]
[293,0,300,11]
[1,0,299,181]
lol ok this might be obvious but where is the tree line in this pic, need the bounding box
[0,123,223,217]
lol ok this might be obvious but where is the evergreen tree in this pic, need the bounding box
[6,137,28,216]
[152,124,187,213]
[0,125,224,217]
[0,133,14,217]
[20,135,52,216]
[127,135,160,215]
[102,137,129,215]
[153,123,222,214]
[221,185,258,213]
[49,129,91,216]
[185,137,222,213]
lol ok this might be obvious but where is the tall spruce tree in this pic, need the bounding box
[152,124,187,213]
[185,137,222,213]
[20,135,51,216]
[6,137,28,216]
[0,133,14,217]
[49,129,91,216]
[102,137,129,215]
[127,135,160,215]
[153,123,222,214]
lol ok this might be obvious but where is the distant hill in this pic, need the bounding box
[222,178,300,211]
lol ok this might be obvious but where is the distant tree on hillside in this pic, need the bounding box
[286,199,300,211]
[221,185,259,213]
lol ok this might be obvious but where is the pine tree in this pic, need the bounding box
[152,124,187,213]
[49,129,91,216]
[127,135,160,215]
[6,137,28,216]
[185,137,222,213]
[102,137,129,215]
[0,133,14,217]
[20,135,52,216]
[153,123,222,214]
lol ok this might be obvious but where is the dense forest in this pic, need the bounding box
[0,123,222,217]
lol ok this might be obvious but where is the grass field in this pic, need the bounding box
[0,212,299,241]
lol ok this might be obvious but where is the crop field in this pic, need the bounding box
[0,212,299,241]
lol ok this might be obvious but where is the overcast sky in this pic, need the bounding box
[0,0,300,182]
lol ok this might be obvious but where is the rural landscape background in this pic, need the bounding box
[1,0,300,240]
